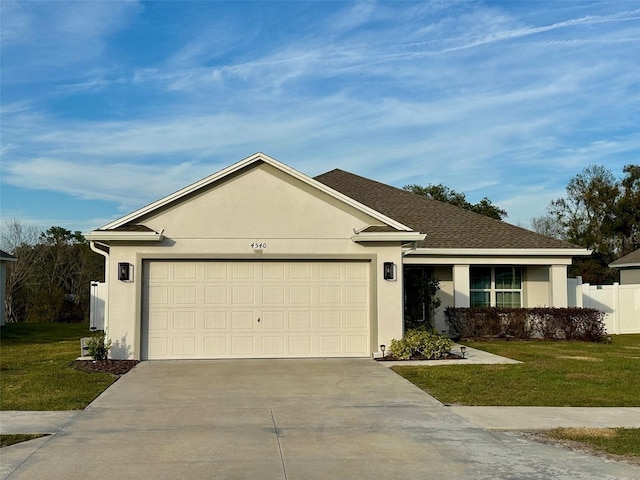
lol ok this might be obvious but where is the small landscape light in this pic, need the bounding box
[380,345,386,358]
[606,336,612,344]
[460,346,467,358]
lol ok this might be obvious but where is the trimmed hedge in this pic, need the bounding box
[444,307,606,342]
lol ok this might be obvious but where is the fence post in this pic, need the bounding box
[613,282,620,334]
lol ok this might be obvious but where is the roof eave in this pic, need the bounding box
[407,248,592,257]
[85,231,165,242]
[609,262,640,269]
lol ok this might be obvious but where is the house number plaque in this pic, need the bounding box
[251,242,267,249]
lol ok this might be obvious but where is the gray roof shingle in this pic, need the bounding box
[315,169,581,250]
[610,249,640,267]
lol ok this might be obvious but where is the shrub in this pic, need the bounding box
[86,331,112,361]
[444,307,606,342]
[388,329,453,360]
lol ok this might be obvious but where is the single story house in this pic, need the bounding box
[610,249,640,285]
[86,153,590,360]
[0,249,17,326]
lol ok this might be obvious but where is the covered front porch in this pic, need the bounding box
[403,252,574,333]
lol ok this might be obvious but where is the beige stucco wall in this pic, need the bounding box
[620,268,640,285]
[102,164,406,359]
[524,265,550,307]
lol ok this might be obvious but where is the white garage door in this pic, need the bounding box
[142,260,370,359]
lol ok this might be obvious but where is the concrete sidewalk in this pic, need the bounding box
[450,406,640,430]
[377,344,522,366]
[0,411,81,434]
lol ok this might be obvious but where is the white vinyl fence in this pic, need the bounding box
[568,277,640,334]
[90,281,106,331]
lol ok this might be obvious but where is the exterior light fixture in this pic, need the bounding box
[383,262,395,280]
[380,345,386,358]
[460,346,467,358]
[118,262,132,281]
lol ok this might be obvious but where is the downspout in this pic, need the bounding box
[90,241,110,333]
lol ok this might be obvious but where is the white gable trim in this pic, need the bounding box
[352,232,426,242]
[100,153,412,232]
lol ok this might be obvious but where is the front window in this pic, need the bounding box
[470,266,522,307]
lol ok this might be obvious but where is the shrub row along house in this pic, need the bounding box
[86,153,590,360]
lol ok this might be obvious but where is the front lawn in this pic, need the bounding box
[546,427,640,460]
[392,335,640,406]
[0,323,117,410]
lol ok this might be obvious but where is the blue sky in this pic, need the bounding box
[1,1,639,235]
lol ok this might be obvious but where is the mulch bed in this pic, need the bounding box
[376,352,463,362]
[72,359,140,375]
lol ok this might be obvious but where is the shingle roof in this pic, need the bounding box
[610,249,640,267]
[0,249,17,261]
[315,169,581,250]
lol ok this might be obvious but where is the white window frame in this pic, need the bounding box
[470,266,522,308]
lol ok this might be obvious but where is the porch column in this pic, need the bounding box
[549,264,568,307]
[453,264,470,307]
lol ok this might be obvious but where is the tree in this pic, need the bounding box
[1,221,104,322]
[404,183,507,220]
[1,219,42,323]
[613,164,640,254]
[531,164,640,284]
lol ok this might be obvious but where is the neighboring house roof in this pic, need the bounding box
[610,249,640,268]
[0,249,17,262]
[315,169,584,251]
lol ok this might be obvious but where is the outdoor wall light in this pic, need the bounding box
[460,346,467,358]
[380,345,386,358]
[118,262,132,282]
[383,262,396,280]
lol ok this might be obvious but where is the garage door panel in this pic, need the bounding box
[262,336,285,355]
[173,337,196,356]
[143,261,370,359]
[204,286,227,304]
[231,311,256,330]
[263,285,285,304]
[262,311,285,330]
[319,335,341,354]
[172,311,197,330]
[231,336,255,355]
[288,311,311,329]
[204,311,227,329]
[231,286,255,305]
[203,336,226,355]
[148,286,169,305]
[173,286,197,304]
[345,335,368,354]
[289,336,312,355]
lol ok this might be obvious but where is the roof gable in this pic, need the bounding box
[98,153,411,233]
[315,169,584,251]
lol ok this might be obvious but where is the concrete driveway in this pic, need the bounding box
[6,359,639,479]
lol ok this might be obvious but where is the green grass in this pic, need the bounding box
[546,428,640,459]
[1,323,117,410]
[1,434,47,448]
[392,335,640,406]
